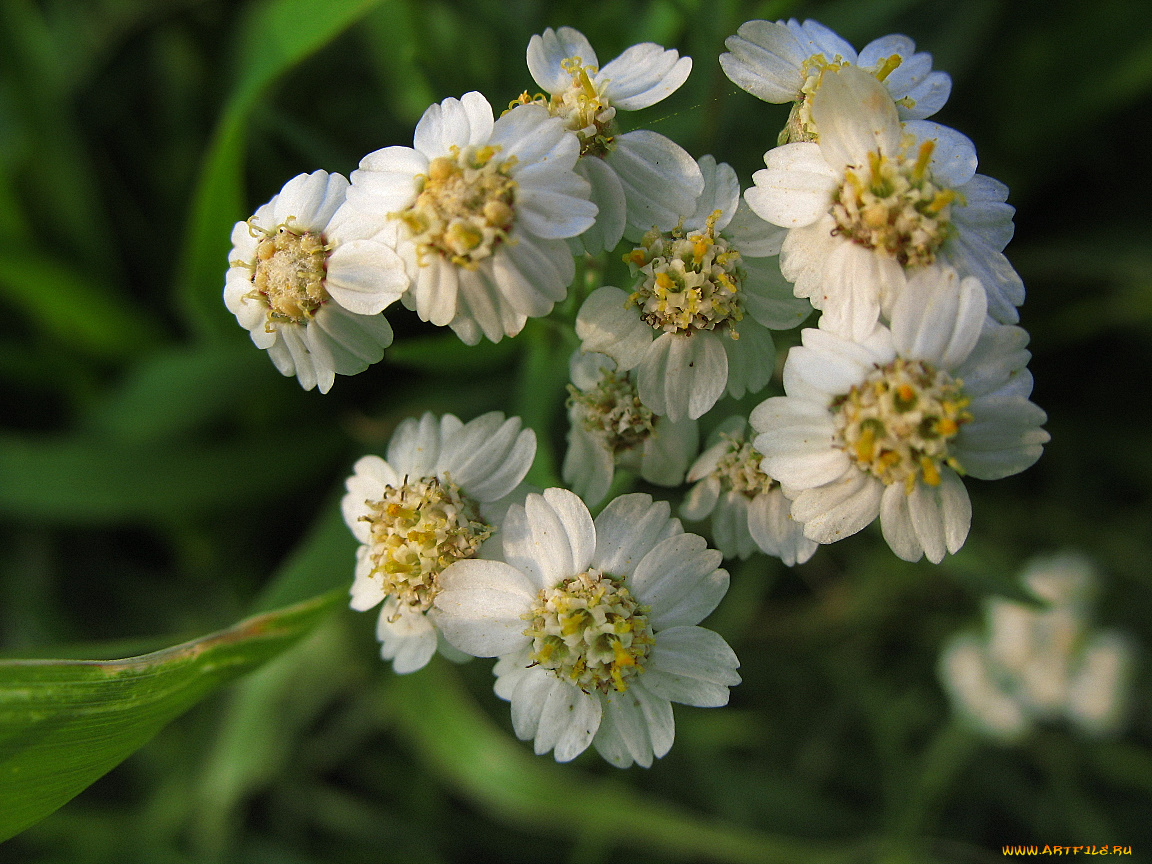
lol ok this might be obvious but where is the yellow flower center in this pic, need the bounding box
[523,569,654,694]
[244,220,330,326]
[833,358,972,493]
[831,141,955,268]
[712,434,776,498]
[568,369,656,455]
[625,210,744,337]
[393,144,517,270]
[360,476,492,616]
[511,56,617,157]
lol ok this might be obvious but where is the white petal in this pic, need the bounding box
[684,155,740,232]
[534,680,600,759]
[719,20,807,103]
[644,626,741,707]
[630,533,725,628]
[272,170,348,230]
[723,199,788,257]
[636,332,727,422]
[434,559,537,657]
[502,490,595,589]
[593,494,677,576]
[607,131,704,236]
[573,157,627,252]
[347,146,426,213]
[791,471,884,544]
[746,143,836,228]
[325,239,407,315]
[600,44,691,110]
[889,267,985,368]
[377,604,439,674]
[527,27,598,94]
[810,66,902,174]
[563,415,616,507]
[640,416,698,487]
[413,91,494,159]
[575,286,653,371]
[902,120,977,188]
[386,412,441,478]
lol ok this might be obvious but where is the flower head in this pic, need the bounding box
[518,27,703,251]
[751,266,1048,563]
[576,156,810,421]
[342,412,536,673]
[745,66,1022,340]
[940,554,1134,741]
[345,92,597,345]
[224,170,405,392]
[682,416,817,565]
[721,18,951,144]
[434,489,740,767]
[564,351,698,506]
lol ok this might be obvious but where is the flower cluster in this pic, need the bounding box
[220,19,1070,770]
[939,554,1133,741]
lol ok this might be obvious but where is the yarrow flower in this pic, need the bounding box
[224,170,405,392]
[939,553,1134,741]
[345,92,597,345]
[434,489,740,768]
[342,412,536,673]
[518,26,703,251]
[682,416,817,565]
[576,155,811,421]
[744,65,1023,340]
[751,266,1048,563]
[563,351,698,506]
[720,18,951,144]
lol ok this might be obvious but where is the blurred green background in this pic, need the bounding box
[2,0,1151,861]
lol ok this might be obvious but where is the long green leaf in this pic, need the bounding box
[0,589,344,842]
[175,0,386,338]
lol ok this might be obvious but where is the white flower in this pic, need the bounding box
[521,26,703,251]
[750,266,1048,563]
[721,18,951,144]
[345,92,597,345]
[342,412,536,673]
[224,170,405,392]
[576,155,811,422]
[682,416,817,565]
[563,351,698,506]
[939,553,1134,741]
[745,65,1022,340]
[434,489,740,768]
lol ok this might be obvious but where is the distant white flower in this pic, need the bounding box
[345,92,597,345]
[519,26,703,251]
[224,170,405,392]
[939,553,1134,741]
[434,489,740,768]
[721,18,951,144]
[342,412,536,673]
[682,416,817,565]
[751,266,1048,563]
[577,156,811,421]
[563,351,698,506]
[745,66,1022,340]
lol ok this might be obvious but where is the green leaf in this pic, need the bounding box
[175,0,386,338]
[0,589,344,843]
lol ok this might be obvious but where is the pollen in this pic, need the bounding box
[393,144,517,270]
[522,569,654,694]
[246,219,330,327]
[834,358,972,491]
[711,434,777,498]
[360,476,492,616]
[568,368,656,455]
[830,140,954,268]
[626,211,745,336]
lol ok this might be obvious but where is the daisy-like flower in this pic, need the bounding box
[750,266,1048,563]
[224,170,405,392]
[745,65,1023,340]
[682,416,817,565]
[576,155,811,422]
[516,26,703,251]
[434,489,740,768]
[563,351,698,506]
[939,553,1134,741]
[720,18,951,144]
[342,412,536,673]
[344,92,597,345]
